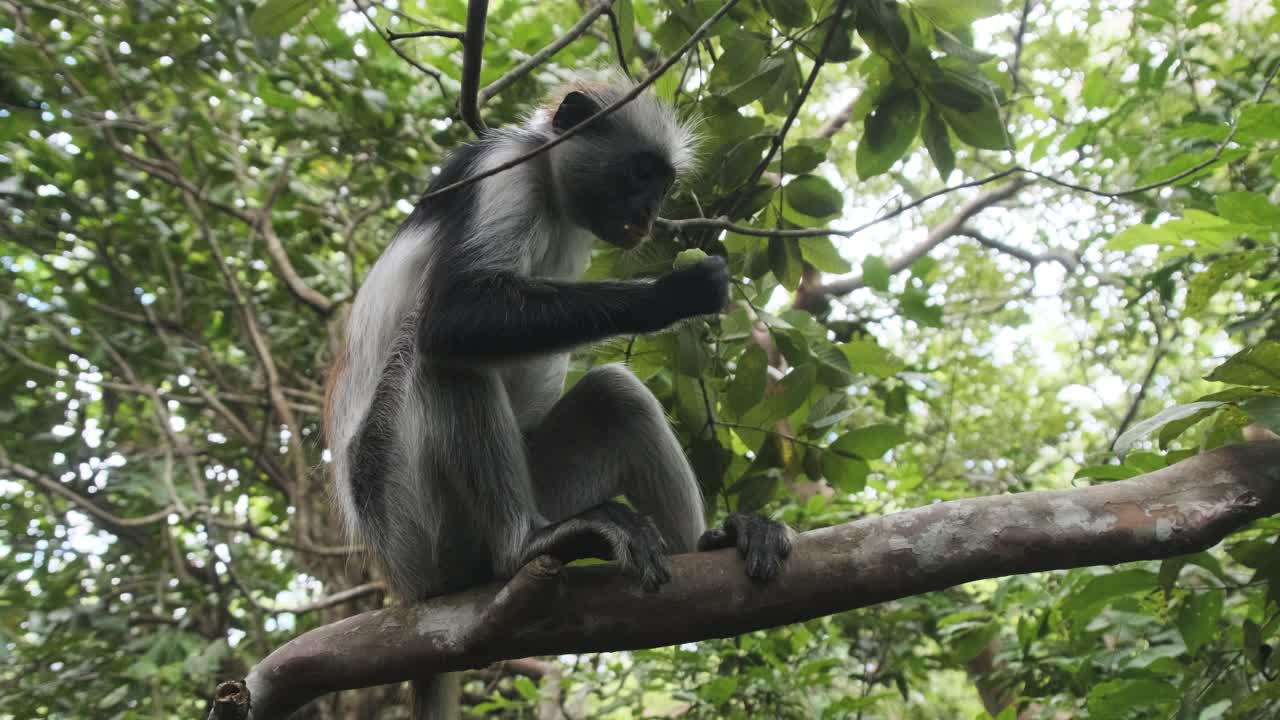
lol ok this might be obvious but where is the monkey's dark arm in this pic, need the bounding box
[420,260,726,362]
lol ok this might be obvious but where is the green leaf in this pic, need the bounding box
[1073,464,1140,481]
[674,248,709,268]
[912,0,1002,28]
[780,139,830,174]
[921,109,955,180]
[1206,341,1280,387]
[1113,401,1225,455]
[514,675,539,701]
[675,325,706,377]
[1063,569,1158,620]
[840,339,906,378]
[1086,678,1176,719]
[719,136,771,189]
[1238,103,1280,141]
[703,676,738,705]
[1185,251,1262,315]
[1106,224,1180,251]
[900,288,943,328]
[821,449,870,492]
[736,470,782,511]
[727,345,769,416]
[785,175,843,218]
[1176,589,1222,655]
[769,236,804,290]
[799,237,852,273]
[862,256,892,291]
[617,0,636,63]
[762,0,811,28]
[752,364,816,424]
[939,97,1008,151]
[1081,68,1110,109]
[1214,191,1280,225]
[933,27,994,64]
[857,91,923,179]
[830,424,907,460]
[1241,396,1280,434]
[248,0,314,36]
[927,80,983,112]
[948,622,1000,662]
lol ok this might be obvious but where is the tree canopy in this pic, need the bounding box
[2,0,1279,718]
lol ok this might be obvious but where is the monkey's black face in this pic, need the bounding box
[574,151,676,249]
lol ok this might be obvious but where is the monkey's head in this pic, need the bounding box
[544,82,698,249]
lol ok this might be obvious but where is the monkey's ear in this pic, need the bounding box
[552,91,599,133]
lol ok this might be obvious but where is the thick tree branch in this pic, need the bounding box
[208,441,1280,720]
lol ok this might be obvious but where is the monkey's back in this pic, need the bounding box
[324,128,597,598]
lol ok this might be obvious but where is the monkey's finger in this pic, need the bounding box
[696,527,731,552]
[745,523,791,582]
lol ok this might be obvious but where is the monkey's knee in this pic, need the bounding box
[576,363,665,420]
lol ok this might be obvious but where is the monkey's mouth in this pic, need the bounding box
[619,220,652,248]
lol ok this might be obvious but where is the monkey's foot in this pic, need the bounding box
[697,512,793,582]
[522,502,672,592]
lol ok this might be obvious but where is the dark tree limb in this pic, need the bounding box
[208,441,1280,720]
[460,0,490,136]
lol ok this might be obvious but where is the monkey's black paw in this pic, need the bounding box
[655,256,730,321]
[526,502,672,592]
[590,502,672,593]
[697,512,793,582]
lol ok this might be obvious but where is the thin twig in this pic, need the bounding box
[351,0,451,100]
[727,0,851,218]
[604,6,634,80]
[388,29,465,42]
[660,167,1025,239]
[1010,0,1034,94]
[477,0,618,106]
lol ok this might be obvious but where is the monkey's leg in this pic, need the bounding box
[526,363,706,551]
[528,363,792,583]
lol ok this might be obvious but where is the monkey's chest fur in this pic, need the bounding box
[498,224,596,430]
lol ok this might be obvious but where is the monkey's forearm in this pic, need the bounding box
[419,274,679,361]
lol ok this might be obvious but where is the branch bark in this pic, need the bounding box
[809,179,1029,297]
[208,441,1280,720]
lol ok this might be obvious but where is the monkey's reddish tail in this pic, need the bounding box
[411,673,461,720]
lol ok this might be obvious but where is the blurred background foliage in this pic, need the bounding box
[2,0,1280,717]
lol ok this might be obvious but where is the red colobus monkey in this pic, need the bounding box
[324,78,791,719]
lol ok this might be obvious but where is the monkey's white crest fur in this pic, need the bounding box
[529,70,703,176]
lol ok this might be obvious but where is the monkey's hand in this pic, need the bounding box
[653,256,730,323]
[521,502,672,592]
[697,512,793,582]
